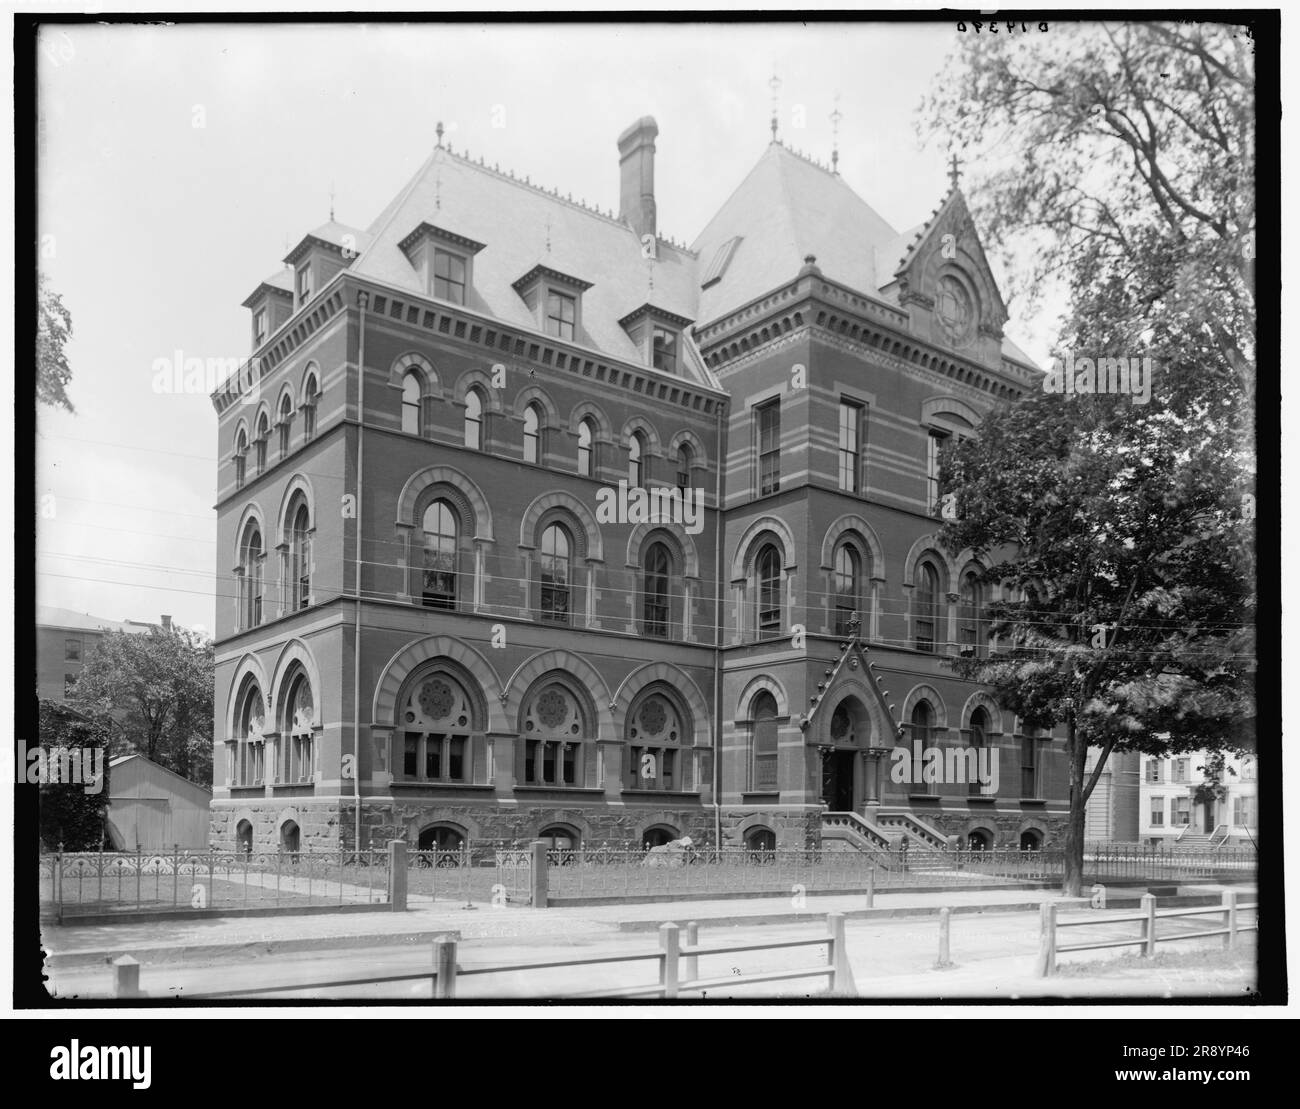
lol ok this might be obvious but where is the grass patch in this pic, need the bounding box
[1056,943,1255,978]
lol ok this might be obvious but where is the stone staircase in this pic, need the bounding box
[820,811,899,867]
[872,810,951,850]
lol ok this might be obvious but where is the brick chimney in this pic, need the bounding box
[161,614,172,631]
[618,116,658,241]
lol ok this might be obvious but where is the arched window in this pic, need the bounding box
[628,431,646,488]
[676,443,693,490]
[626,689,688,791]
[643,541,671,638]
[539,523,571,624]
[577,418,594,476]
[400,672,474,785]
[418,825,466,853]
[833,544,861,636]
[290,502,311,611]
[751,691,779,792]
[642,826,677,850]
[255,411,270,472]
[523,403,542,464]
[959,570,984,657]
[278,393,293,458]
[233,682,265,787]
[757,544,782,639]
[464,388,483,450]
[240,523,264,629]
[915,562,941,652]
[910,701,934,792]
[521,680,588,786]
[234,429,248,489]
[402,371,422,435]
[302,373,319,441]
[745,827,777,854]
[968,707,989,796]
[535,825,576,851]
[282,671,315,784]
[235,819,253,854]
[280,821,300,853]
[421,500,458,609]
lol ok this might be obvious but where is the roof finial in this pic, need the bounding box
[328,180,335,223]
[769,69,782,143]
[434,167,442,211]
[830,92,843,174]
[435,120,444,148]
[544,215,551,255]
[948,150,963,189]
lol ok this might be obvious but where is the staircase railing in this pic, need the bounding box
[821,812,897,866]
[873,810,950,850]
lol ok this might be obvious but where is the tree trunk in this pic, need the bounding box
[1062,720,1089,897]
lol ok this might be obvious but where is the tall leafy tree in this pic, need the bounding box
[922,21,1257,894]
[70,625,215,786]
[37,273,75,413]
[36,701,112,851]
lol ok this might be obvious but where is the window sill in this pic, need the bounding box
[1019,797,1046,805]
[513,785,605,795]
[272,781,316,790]
[907,793,942,802]
[620,790,702,799]
[965,794,997,804]
[390,780,494,790]
[742,792,780,804]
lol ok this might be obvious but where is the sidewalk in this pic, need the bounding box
[43,883,1235,970]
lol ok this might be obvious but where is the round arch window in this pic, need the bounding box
[1020,829,1042,851]
[236,820,253,855]
[416,825,466,867]
[641,826,678,850]
[280,820,300,855]
[967,828,993,851]
[745,827,776,862]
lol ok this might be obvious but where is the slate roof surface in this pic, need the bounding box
[258,136,1040,380]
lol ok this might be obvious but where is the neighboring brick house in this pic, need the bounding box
[208,116,1067,855]
[36,606,156,704]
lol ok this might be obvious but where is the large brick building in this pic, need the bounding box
[209,116,1069,855]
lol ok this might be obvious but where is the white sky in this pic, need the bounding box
[35,20,1062,634]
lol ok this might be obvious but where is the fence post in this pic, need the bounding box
[530,839,549,909]
[388,840,408,911]
[1223,889,1238,950]
[1036,901,1057,977]
[683,921,699,986]
[865,866,875,909]
[172,844,179,910]
[937,907,952,968]
[828,911,857,996]
[433,935,458,999]
[1141,894,1157,957]
[113,955,141,999]
[659,923,679,999]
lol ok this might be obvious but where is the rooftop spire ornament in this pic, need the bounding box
[830,93,843,174]
[328,180,335,223]
[948,150,963,189]
[769,70,782,142]
[436,120,444,148]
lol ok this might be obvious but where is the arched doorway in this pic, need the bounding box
[1019,829,1042,851]
[416,824,465,866]
[967,828,993,851]
[820,696,868,811]
[642,825,677,850]
[280,820,300,854]
[236,820,253,855]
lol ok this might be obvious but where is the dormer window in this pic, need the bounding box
[546,291,576,340]
[652,326,678,374]
[254,309,267,347]
[433,249,468,305]
[399,223,485,305]
[618,303,694,375]
[297,265,313,305]
[513,264,592,342]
